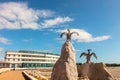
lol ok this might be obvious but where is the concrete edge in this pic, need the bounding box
[0,68,11,74]
[22,71,37,80]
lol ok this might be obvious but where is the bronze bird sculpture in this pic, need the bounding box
[80,49,97,63]
[60,29,79,41]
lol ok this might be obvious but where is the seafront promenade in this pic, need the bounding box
[0,70,25,80]
[0,68,52,80]
[0,67,120,80]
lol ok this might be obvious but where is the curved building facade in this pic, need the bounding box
[5,50,60,68]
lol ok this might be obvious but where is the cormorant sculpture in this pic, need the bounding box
[80,49,97,63]
[60,29,79,41]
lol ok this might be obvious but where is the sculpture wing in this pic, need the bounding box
[60,32,67,38]
[80,52,86,58]
[71,32,79,36]
[91,52,97,59]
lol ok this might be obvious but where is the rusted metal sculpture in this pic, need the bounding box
[60,29,79,41]
[80,49,97,63]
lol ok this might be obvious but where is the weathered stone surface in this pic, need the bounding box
[51,41,78,80]
[77,62,115,80]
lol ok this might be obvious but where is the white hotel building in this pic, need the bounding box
[4,50,60,68]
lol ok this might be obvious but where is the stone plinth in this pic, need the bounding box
[51,41,78,80]
[77,63,114,80]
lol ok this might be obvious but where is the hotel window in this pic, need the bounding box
[13,59,15,61]
[8,59,10,61]
[8,54,10,57]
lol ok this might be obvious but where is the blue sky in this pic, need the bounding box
[0,0,120,63]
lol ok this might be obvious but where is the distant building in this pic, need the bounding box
[0,61,10,68]
[4,50,60,68]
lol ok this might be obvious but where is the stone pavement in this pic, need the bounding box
[0,70,25,80]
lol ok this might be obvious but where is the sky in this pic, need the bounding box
[0,0,120,63]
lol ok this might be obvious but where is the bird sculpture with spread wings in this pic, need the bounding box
[60,29,79,41]
[80,49,97,63]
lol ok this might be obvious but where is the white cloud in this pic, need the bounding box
[56,29,111,42]
[0,37,11,44]
[76,49,81,52]
[0,47,3,52]
[23,39,32,42]
[0,47,5,56]
[0,2,72,30]
[40,17,73,28]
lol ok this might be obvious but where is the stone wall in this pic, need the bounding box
[51,41,78,80]
[77,63,115,80]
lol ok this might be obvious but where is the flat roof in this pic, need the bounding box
[8,50,60,56]
[0,61,10,64]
